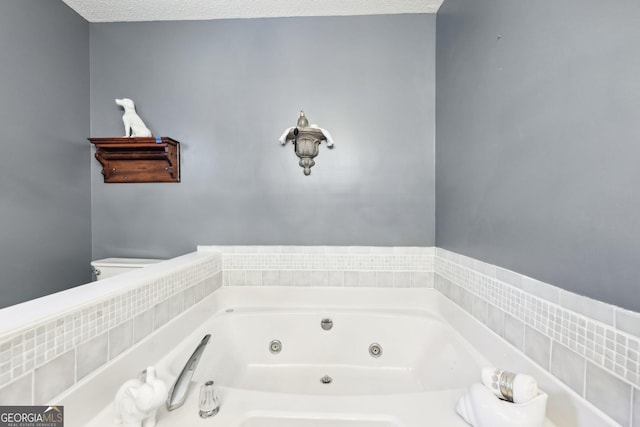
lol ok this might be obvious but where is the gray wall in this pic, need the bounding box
[0,1,91,308]
[436,0,640,311]
[90,15,436,260]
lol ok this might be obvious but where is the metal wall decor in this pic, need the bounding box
[279,111,334,176]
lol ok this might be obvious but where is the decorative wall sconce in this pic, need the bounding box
[279,111,334,176]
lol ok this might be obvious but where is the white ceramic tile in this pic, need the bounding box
[228,271,245,286]
[434,247,449,259]
[256,246,282,254]
[245,271,262,286]
[551,342,586,396]
[473,297,489,325]
[425,273,434,288]
[436,248,457,262]
[393,247,419,255]
[222,271,230,286]
[279,271,294,286]
[327,271,344,287]
[233,246,258,254]
[504,313,525,351]
[616,309,640,339]
[34,350,75,403]
[487,304,505,336]
[347,246,372,254]
[457,254,475,269]
[262,271,280,286]
[376,272,394,287]
[521,276,561,304]
[411,272,430,288]
[560,291,615,326]
[344,271,359,287]
[496,267,523,289]
[109,320,133,360]
[525,325,551,370]
[310,271,328,287]
[436,252,640,392]
[474,259,496,278]
[633,387,639,427]
[168,293,184,320]
[448,281,463,306]
[0,253,220,398]
[194,282,205,301]
[461,288,474,313]
[294,271,311,286]
[77,333,108,380]
[393,272,411,288]
[586,362,632,426]
[326,246,349,255]
[183,286,196,310]
[370,247,393,255]
[0,373,32,405]
[133,309,154,344]
[153,300,170,329]
[221,247,434,273]
[418,247,435,256]
[359,272,377,287]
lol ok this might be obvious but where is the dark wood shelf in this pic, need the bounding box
[89,137,180,183]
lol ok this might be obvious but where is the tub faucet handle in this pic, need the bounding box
[199,380,220,418]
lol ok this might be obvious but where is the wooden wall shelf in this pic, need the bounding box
[89,137,180,183]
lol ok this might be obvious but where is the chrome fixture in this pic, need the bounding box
[320,318,333,331]
[279,110,334,176]
[369,343,383,358]
[199,380,220,418]
[269,339,282,354]
[167,334,211,411]
[320,375,333,384]
[91,266,101,277]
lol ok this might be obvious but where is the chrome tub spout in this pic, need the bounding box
[166,334,211,411]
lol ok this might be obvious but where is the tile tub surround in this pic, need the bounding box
[1,244,639,425]
[197,245,434,288]
[435,248,640,426]
[0,251,222,405]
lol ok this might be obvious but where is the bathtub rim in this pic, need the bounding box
[59,286,618,427]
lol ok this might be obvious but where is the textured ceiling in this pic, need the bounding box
[61,0,442,22]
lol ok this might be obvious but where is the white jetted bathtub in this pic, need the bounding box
[187,307,485,396]
[82,288,562,427]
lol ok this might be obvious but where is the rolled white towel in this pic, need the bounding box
[310,124,334,147]
[481,367,538,403]
[278,127,294,145]
[278,125,334,147]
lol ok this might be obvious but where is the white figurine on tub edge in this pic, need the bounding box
[114,367,167,427]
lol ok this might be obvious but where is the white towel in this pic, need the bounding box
[481,367,538,403]
[278,125,334,147]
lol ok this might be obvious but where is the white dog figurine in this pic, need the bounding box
[115,98,152,137]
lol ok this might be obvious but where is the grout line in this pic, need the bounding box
[583,350,587,398]
[629,386,634,427]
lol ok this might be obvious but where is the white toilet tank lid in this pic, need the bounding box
[90,258,164,268]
